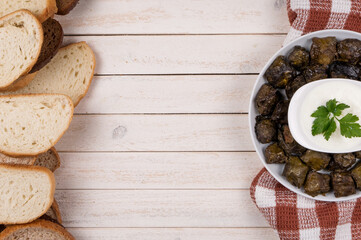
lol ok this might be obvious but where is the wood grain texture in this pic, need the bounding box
[76,75,254,114]
[63,35,285,74]
[56,0,289,34]
[56,152,263,189]
[55,190,268,228]
[56,115,253,152]
[68,228,278,240]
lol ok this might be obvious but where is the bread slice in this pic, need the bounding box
[31,18,64,73]
[1,42,95,106]
[35,148,61,172]
[0,153,36,166]
[0,10,43,90]
[0,94,73,157]
[0,0,58,23]
[2,72,37,92]
[44,199,62,224]
[56,0,79,15]
[0,164,55,224]
[0,219,74,239]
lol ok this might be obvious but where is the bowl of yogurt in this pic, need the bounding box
[289,79,361,154]
[249,29,361,201]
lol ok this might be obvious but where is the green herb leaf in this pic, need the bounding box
[334,103,350,116]
[311,106,329,118]
[310,99,361,140]
[326,99,337,113]
[339,113,361,138]
[339,113,359,123]
[324,118,336,140]
[312,117,331,136]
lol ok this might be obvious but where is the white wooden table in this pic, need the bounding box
[54,0,289,239]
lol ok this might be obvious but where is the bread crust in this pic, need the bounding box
[38,0,58,22]
[0,219,74,239]
[56,0,79,15]
[0,72,37,92]
[0,94,74,157]
[0,10,44,89]
[51,199,62,224]
[0,164,55,225]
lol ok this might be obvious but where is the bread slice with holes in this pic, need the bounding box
[3,18,63,92]
[0,164,55,224]
[0,94,73,157]
[0,219,74,239]
[0,0,57,23]
[35,148,61,172]
[0,153,36,166]
[56,0,79,15]
[2,42,95,106]
[0,10,43,90]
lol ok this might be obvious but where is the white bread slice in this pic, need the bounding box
[0,219,74,240]
[0,0,58,23]
[0,165,55,224]
[0,10,43,89]
[2,42,96,106]
[2,72,37,92]
[0,153,36,166]
[0,94,73,157]
[35,147,60,172]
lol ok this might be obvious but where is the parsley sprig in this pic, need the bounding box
[311,99,361,141]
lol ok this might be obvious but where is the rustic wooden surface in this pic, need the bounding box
[54,0,289,239]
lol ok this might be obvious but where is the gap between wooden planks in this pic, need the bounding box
[56,0,289,35]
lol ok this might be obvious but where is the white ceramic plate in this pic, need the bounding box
[249,29,361,202]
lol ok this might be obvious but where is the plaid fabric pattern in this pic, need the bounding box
[285,0,361,44]
[250,169,361,240]
[251,1,361,239]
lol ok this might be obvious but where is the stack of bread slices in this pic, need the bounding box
[0,1,93,239]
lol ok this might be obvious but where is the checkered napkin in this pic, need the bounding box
[250,1,361,240]
[285,0,361,44]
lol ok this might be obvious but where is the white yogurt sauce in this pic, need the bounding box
[300,81,361,152]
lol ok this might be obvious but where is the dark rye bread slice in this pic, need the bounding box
[0,219,75,240]
[30,18,64,73]
[34,148,61,172]
[56,0,79,15]
[44,199,62,224]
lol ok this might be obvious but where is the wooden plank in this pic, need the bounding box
[68,228,278,240]
[63,35,285,74]
[76,75,254,114]
[56,114,253,152]
[56,0,289,34]
[56,152,263,189]
[55,190,268,228]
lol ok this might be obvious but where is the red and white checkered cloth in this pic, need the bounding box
[285,0,361,44]
[250,1,361,240]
